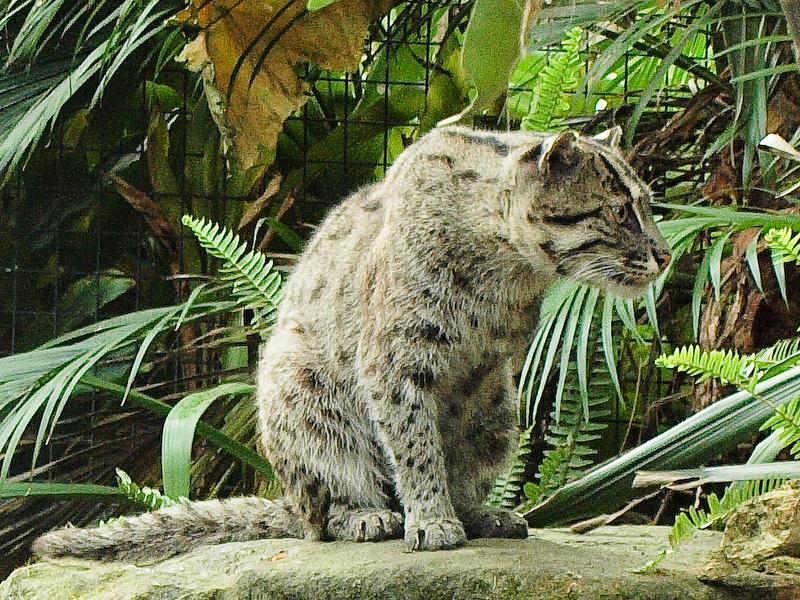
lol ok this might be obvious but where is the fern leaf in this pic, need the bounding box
[523,27,584,131]
[656,345,760,391]
[487,427,533,509]
[115,468,176,510]
[182,215,282,333]
[765,227,800,266]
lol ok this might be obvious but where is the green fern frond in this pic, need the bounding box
[762,396,800,457]
[656,345,761,391]
[487,427,533,509]
[642,479,786,571]
[99,468,178,527]
[523,27,584,131]
[765,227,800,266]
[657,342,800,452]
[182,215,282,333]
[115,468,176,511]
[646,483,769,570]
[756,337,800,367]
[523,336,611,509]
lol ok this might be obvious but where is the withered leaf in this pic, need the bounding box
[175,0,396,172]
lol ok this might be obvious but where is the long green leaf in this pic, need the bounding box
[532,289,577,423]
[554,286,587,422]
[525,365,800,526]
[576,287,600,419]
[745,233,764,293]
[161,382,256,499]
[82,377,273,481]
[0,482,123,499]
[691,241,713,341]
[601,294,623,403]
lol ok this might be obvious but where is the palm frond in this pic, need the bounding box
[0,0,183,178]
[0,297,235,483]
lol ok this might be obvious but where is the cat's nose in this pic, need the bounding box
[653,249,671,270]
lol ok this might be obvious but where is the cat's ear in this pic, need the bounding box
[592,126,622,148]
[516,132,581,183]
[535,132,579,173]
[504,132,581,186]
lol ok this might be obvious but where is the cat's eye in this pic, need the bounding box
[610,203,629,223]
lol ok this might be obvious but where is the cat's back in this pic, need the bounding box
[273,184,385,350]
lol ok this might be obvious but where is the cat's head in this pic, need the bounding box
[504,127,671,297]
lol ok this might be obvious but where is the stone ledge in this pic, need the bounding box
[0,525,789,599]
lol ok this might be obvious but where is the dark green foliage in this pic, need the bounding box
[182,215,283,334]
[487,427,533,509]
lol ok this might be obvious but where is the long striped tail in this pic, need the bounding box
[32,497,303,562]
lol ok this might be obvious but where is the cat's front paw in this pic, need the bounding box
[460,506,528,539]
[326,508,403,542]
[404,517,466,551]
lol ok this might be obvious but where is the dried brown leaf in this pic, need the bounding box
[175,0,395,171]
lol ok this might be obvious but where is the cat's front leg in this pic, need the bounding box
[358,320,466,551]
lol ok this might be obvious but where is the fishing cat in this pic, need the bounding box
[33,125,670,561]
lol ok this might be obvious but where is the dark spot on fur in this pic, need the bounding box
[327,220,352,240]
[452,270,471,288]
[426,154,454,168]
[320,407,344,423]
[362,199,382,212]
[409,369,434,388]
[404,412,416,429]
[492,390,506,406]
[335,349,349,366]
[466,362,493,390]
[453,169,479,182]
[442,130,509,155]
[417,178,446,194]
[526,210,537,224]
[419,321,452,345]
[309,279,325,301]
[539,241,557,261]
[405,457,416,468]
[298,368,325,392]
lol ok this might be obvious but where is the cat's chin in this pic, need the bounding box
[576,277,654,299]
[601,280,653,299]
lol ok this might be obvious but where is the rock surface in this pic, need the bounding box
[0,525,791,599]
[704,481,800,589]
